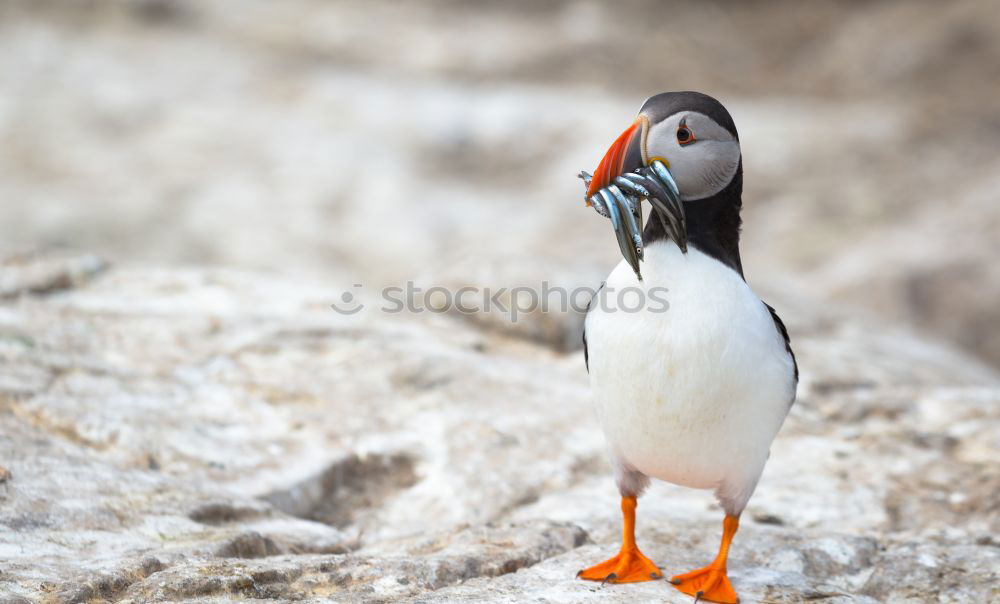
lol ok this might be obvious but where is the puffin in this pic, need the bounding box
[577,91,798,604]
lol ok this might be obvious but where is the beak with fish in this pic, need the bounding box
[578,116,688,280]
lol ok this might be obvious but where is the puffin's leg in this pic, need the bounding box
[670,515,740,604]
[577,495,662,583]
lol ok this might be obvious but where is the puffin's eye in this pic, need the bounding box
[676,125,695,146]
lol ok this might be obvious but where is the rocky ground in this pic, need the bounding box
[0,251,997,602]
[1,0,999,366]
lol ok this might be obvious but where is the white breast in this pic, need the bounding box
[585,240,795,498]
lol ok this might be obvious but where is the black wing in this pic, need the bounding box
[764,301,798,402]
[582,282,605,373]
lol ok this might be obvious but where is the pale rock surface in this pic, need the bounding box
[0,252,997,602]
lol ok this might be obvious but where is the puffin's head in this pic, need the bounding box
[587,91,741,203]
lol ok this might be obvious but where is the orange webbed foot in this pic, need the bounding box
[671,565,738,603]
[671,514,741,602]
[577,545,662,583]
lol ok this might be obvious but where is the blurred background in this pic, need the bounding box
[2,0,999,364]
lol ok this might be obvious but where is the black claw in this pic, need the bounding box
[694,590,704,603]
[601,573,617,586]
[575,570,583,578]
[670,578,682,585]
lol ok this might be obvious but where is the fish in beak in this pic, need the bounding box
[583,117,687,280]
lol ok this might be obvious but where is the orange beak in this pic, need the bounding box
[586,118,645,201]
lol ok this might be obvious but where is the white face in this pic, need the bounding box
[643,111,741,201]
